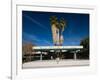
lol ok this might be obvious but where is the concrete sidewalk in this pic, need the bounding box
[22,59,89,69]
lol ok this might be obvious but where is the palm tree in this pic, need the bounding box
[50,16,58,25]
[59,18,67,45]
[50,16,59,46]
[50,16,67,60]
[50,16,67,46]
[60,18,66,32]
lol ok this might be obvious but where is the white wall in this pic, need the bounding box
[0,0,99,80]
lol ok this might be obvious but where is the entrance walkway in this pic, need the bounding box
[22,59,89,69]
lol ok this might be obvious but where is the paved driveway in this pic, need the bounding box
[22,59,89,69]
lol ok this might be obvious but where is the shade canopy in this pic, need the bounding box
[32,46,83,50]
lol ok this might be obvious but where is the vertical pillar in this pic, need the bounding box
[40,51,42,61]
[74,52,77,60]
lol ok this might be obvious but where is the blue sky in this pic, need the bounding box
[22,11,89,46]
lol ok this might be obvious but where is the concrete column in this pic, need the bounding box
[40,51,42,61]
[74,52,77,60]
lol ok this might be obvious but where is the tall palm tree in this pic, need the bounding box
[59,18,67,45]
[50,16,59,46]
[50,16,58,25]
[60,18,66,32]
[50,16,67,46]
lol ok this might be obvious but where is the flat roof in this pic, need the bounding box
[32,46,83,50]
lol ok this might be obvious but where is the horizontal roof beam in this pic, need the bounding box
[32,46,83,50]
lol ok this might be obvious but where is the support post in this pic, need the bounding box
[74,52,77,60]
[40,51,42,61]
